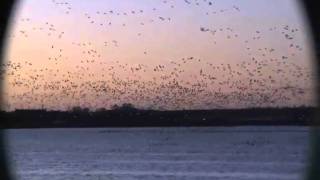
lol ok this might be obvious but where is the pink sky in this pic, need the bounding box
[1,0,317,111]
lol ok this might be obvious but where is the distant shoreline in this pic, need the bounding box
[1,107,316,129]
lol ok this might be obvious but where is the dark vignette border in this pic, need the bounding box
[0,1,17,180]
[0,1,318,180]
[299,1,320,179]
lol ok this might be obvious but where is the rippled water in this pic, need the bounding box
[5,126,310,180]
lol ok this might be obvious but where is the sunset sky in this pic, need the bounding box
[1,0,317,111]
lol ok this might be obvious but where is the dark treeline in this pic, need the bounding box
[0,104,316,128]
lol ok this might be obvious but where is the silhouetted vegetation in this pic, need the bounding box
[0,105,316,128]
[111,103,138,111]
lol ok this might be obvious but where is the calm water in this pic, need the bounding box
[5,126,310,180]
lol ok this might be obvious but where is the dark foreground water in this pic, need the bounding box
[5,126,310,180]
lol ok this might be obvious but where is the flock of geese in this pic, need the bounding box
[0,0,315,110]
